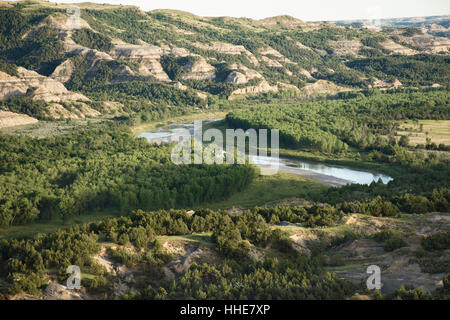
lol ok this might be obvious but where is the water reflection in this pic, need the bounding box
[138,119,393,186]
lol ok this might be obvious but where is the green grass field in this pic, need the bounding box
[198,172,328,210]
[157,233,213,245]
[397,120,450,146]
[0,209,120,240]
[0,173,327,239]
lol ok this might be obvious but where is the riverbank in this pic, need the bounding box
[131,112,227,135]
[137,115,394,187]
[275,166,350,187]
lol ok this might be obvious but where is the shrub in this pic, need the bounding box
[421,232,450,251]
[328,255,345,267]
[384,237,408,252]
[373,229,401,243]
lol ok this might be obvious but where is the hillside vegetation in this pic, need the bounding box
[0,0,449,124]
[0,1,449,301]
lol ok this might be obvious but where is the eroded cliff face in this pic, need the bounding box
[137,59,171,82]
[300,80,351,97]
[50,59,74,84]
[380,40,419,55]
[0,67,102,123]
[0,111,38,129]
[228,80,278,99]
[382,29,450,55]
[0,1,447,125]
[0,67,90,103]
[407,35,450,54]
[225,64,264,85]
[181,58,216,80]
[192,42,260,66]
[329,40,363,57]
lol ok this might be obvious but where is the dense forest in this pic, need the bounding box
[0,124,256,226]
[226,88,449,153]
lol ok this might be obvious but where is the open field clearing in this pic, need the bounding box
[197,172,327,210]
[397,120,450,146]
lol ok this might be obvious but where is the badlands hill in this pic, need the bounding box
[0,0,449,126]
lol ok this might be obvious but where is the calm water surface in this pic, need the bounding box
[138,119,393,185]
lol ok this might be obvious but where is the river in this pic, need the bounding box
[137,118,393,187]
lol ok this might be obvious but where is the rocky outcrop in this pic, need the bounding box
[0,67,90,103]
[66,43,114,62]
[111,43,193,80]
[196,92,208,100]
[138,58,171,82]
[112,44,165,60]
[258,47,284,58]
[0,111,38,129]
[299,69,315,80]
[228,80,278,99]
[246,54,260,67]
[192,42,259,66]
[289,234,311,257]
[301,80,351,96]
[44,102,100,120]
[259,55,283,68]
[277,82,300,92]
[0,71,29,100]
[369,78,402,89]
[172,81,188,90]
[408,35,450,53]
[50,59,74,84]
[111,44,190,60]
[181,58,215,80]
[329,40,363,56]
[163,244,219,276]
[22,14,91,41]
[381,40,418,55]
[228,64,263,82]
[258,47,295,64]
[43,283,83,300]
[296,41,314,51]
[225,71,248,84]
[0,66,101,120]
[194,42,248,55]
[112,64,135,77]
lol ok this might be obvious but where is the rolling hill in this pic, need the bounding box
[0,0,449,126]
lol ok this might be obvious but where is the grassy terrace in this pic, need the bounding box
[0,209,119,240]
[198,172,328,210]
[0,173,328,240]
[397,120,450,146]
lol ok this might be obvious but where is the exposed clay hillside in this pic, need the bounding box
[0,110,38,128]
[278,212,450,294]
[407,34,450,53]
[330,40,363,56]
[6,210,447,300]
[181,58,216,80]
[0,0,448,124]
[301,80,351,96]
[0,67,89,102]
[380,39,419,55]
[0,66,102,121]
[228,81,278,99]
